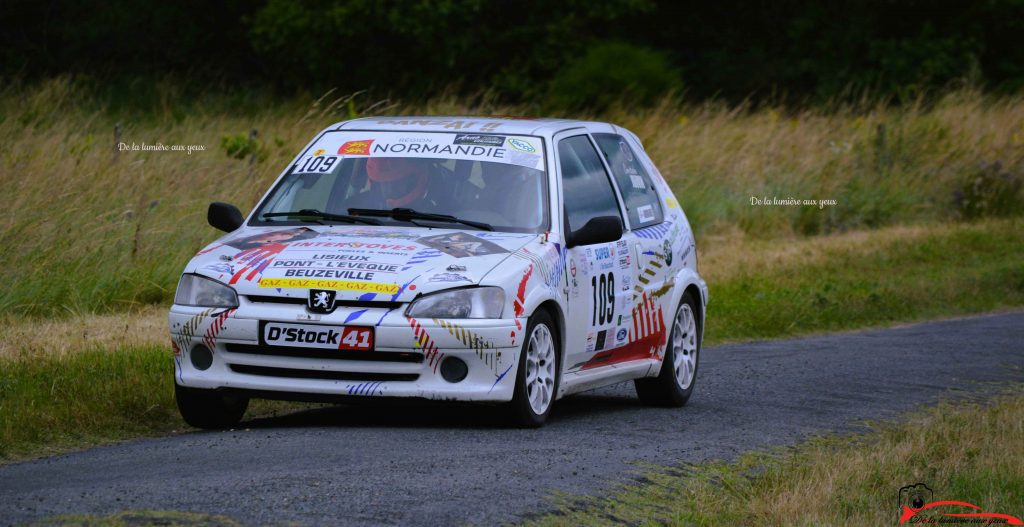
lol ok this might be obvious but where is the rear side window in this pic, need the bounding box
[558,135,622,234]
[594,133,664,228]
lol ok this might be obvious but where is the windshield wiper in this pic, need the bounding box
[262,209,380,225]
[348,207,493,231]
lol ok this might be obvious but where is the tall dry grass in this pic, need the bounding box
[606,93,1024,236]
[1,78,1022,315]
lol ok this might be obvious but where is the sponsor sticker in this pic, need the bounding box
[261,321,373,350]
[616,328,628,342]
[373,142,506,160]
[320,132,544,169]
[374,119,504,130]
[224,227,318,250]
[258,278,399,294]
[417,232,507,258]
[509,152,540,169]
[630,174,646,189]
[506,137,536,153]
[638,205,656,223]
[429,273,471,283]
[679,244,692,262]
[338,140,374,155]
[454,134,506,147]
[618,140,634,162]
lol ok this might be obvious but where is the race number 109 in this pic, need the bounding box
[591,272,615,326]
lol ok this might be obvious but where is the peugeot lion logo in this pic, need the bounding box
[308,289,336,314]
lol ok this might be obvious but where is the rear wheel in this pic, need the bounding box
[175,383,249,430]
[635,291,701,407]
[506,310,559,427]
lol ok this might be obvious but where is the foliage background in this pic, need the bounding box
[4,0,1024,107]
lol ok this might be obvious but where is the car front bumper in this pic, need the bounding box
[169,302,522,403]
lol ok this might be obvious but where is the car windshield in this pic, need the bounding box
[253,131,548,233]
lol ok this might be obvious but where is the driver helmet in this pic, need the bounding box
[366,157,429,208]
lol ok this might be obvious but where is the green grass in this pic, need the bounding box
[706,218,1024,342]
[26,510,248,527]
[529,392,1024,526]
[0,346,318,461]
[0,346,177,459]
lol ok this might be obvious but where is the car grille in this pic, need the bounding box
[224,343,422,363]
[245,295,403,310]
[229,364,418,382]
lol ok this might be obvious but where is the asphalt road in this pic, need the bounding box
[2,312,1023,526]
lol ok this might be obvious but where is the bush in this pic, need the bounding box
[220,132,263,161]
[548,42,680,112]
[953,162,1024,220]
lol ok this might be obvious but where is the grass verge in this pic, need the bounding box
[703,217,1024,342]
[529,392,1024,526]
[2,219,1023,461]
[0,345,320,461]
[26,510,246,527]
[0,346,177,460]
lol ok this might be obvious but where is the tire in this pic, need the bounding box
[506,309,560,428]
[635,291,701,407]
[175,383,249,430]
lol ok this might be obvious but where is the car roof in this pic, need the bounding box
[332,116,621,137]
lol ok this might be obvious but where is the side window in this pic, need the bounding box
[593,133,664,228]
[558,135,623,234]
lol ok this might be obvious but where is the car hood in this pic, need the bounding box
[186,225,539,303]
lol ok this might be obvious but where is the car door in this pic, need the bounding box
[593,132,673,365]
[593,132,670,301]
[556,133,636,372]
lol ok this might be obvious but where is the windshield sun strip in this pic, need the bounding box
[247,131,550,233]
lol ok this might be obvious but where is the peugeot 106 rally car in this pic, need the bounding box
[170,117,708,428]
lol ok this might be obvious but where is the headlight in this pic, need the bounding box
[174,274,238,308]
[406,287,505,319]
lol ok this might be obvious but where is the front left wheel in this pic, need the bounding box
[175,383,249,430]
[506,309,560,428]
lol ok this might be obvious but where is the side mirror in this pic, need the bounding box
[567,215,623,248]
[208,202,244,232]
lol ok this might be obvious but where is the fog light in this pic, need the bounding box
[190,344,213,371]
[439,356,468,383]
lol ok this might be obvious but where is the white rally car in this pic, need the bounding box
[170,117,708,428]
